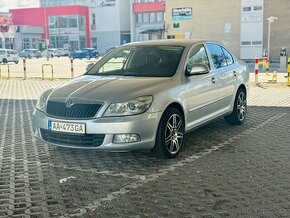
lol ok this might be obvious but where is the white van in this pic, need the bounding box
[0,49,20,64]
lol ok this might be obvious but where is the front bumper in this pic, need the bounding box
[32,109,162,151]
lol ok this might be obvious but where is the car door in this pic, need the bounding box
[206,43,236,111]
[184,43,221,130]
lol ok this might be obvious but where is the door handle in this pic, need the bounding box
[211,77,216,84]
[233,71,238,77]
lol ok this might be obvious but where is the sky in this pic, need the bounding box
[0,0,39,12]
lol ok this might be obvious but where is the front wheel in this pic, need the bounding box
[152,108,185,159]
[225,88,247,125]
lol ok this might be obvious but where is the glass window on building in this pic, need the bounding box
[243,7,251,12]
[143,13,149,23]
[149,12,156,23]
[78,16,86,31]
[156,12,164,22]
[57,16,68,28]
[23,38,30,49]
[79,35,86,49]
[68,16,77,28]
[49,16,56,28]
[253,6,263,11]
[31,38,38,49]
[137,13,142,24]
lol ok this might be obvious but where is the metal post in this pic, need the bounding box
[7,65,10,79]
[287,57,290,86]
[44,7,49,61]
[267,21,271,62]
[42,64,44,80]
[255,57,259,84]
[23,58,27,80]
[70,59,74,78]
[267,16,278,62]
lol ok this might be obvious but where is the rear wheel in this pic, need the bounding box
[225,88,247,125]
[2,58,7,64]
[14,61,19,64]
[152,108,184,159]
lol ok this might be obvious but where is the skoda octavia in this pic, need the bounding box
[33,40,249,158]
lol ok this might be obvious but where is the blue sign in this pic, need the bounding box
[172,7,192,21]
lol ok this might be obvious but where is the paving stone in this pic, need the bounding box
[0,79,290,217]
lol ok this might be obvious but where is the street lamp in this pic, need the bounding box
[267,16,278,61]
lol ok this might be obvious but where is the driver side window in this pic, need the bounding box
[187,44,210,72]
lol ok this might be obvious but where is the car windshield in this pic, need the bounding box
[86,45,184,77]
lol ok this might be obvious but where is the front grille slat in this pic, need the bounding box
[40,129,105,147]
[46,101,101,119]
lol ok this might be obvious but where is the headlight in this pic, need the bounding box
[103,96,153,117]
[35,89,53,112]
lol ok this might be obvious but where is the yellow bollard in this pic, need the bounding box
[0,64,11,79]
[42,64,54,80]
[266,61,270,77]
[272,71,278,82]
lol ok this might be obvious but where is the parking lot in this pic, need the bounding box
[0,57,97,80]
[0,78,289,217]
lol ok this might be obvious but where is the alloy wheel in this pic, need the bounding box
[237,91,247,122]
[165,114,184,154]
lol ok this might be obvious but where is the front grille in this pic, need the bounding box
[46,101,102,119]
[40,129,105,147]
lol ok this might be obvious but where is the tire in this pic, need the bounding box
[86,55,91,60]
[28,55,32,59]
[51,54,54,58]
[2,58,8,64]
[152,108,185,159]
[225,88,247,125]
[14,61,19,64]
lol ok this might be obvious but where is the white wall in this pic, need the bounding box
[94,0,121,32]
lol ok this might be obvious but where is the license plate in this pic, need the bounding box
[48,121,86,134]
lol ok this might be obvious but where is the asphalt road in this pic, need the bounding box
[0,80,290,217]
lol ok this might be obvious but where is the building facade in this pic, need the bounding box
[165,0,290,60]
[0,12,44,51]
[8,0,130,52]
[130,0,166,42]
[10,6,90,51]
[93,0,131,53]
[40,0,131,53]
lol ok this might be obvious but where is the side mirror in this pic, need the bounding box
[86,63,95,71]
[186,64,209,76]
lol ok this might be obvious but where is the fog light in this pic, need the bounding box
[113,134,141,143]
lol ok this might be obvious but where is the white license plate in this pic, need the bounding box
[48,121,86,134]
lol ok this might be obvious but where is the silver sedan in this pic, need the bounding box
[33,40,249,158]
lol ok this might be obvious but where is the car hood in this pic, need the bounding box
[48,75,176,104]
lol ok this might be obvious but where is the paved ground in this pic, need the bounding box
[0,79,290,217]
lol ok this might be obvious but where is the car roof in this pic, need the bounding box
[120,39,220,47]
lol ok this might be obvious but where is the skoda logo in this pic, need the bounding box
[65,100,74,108]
